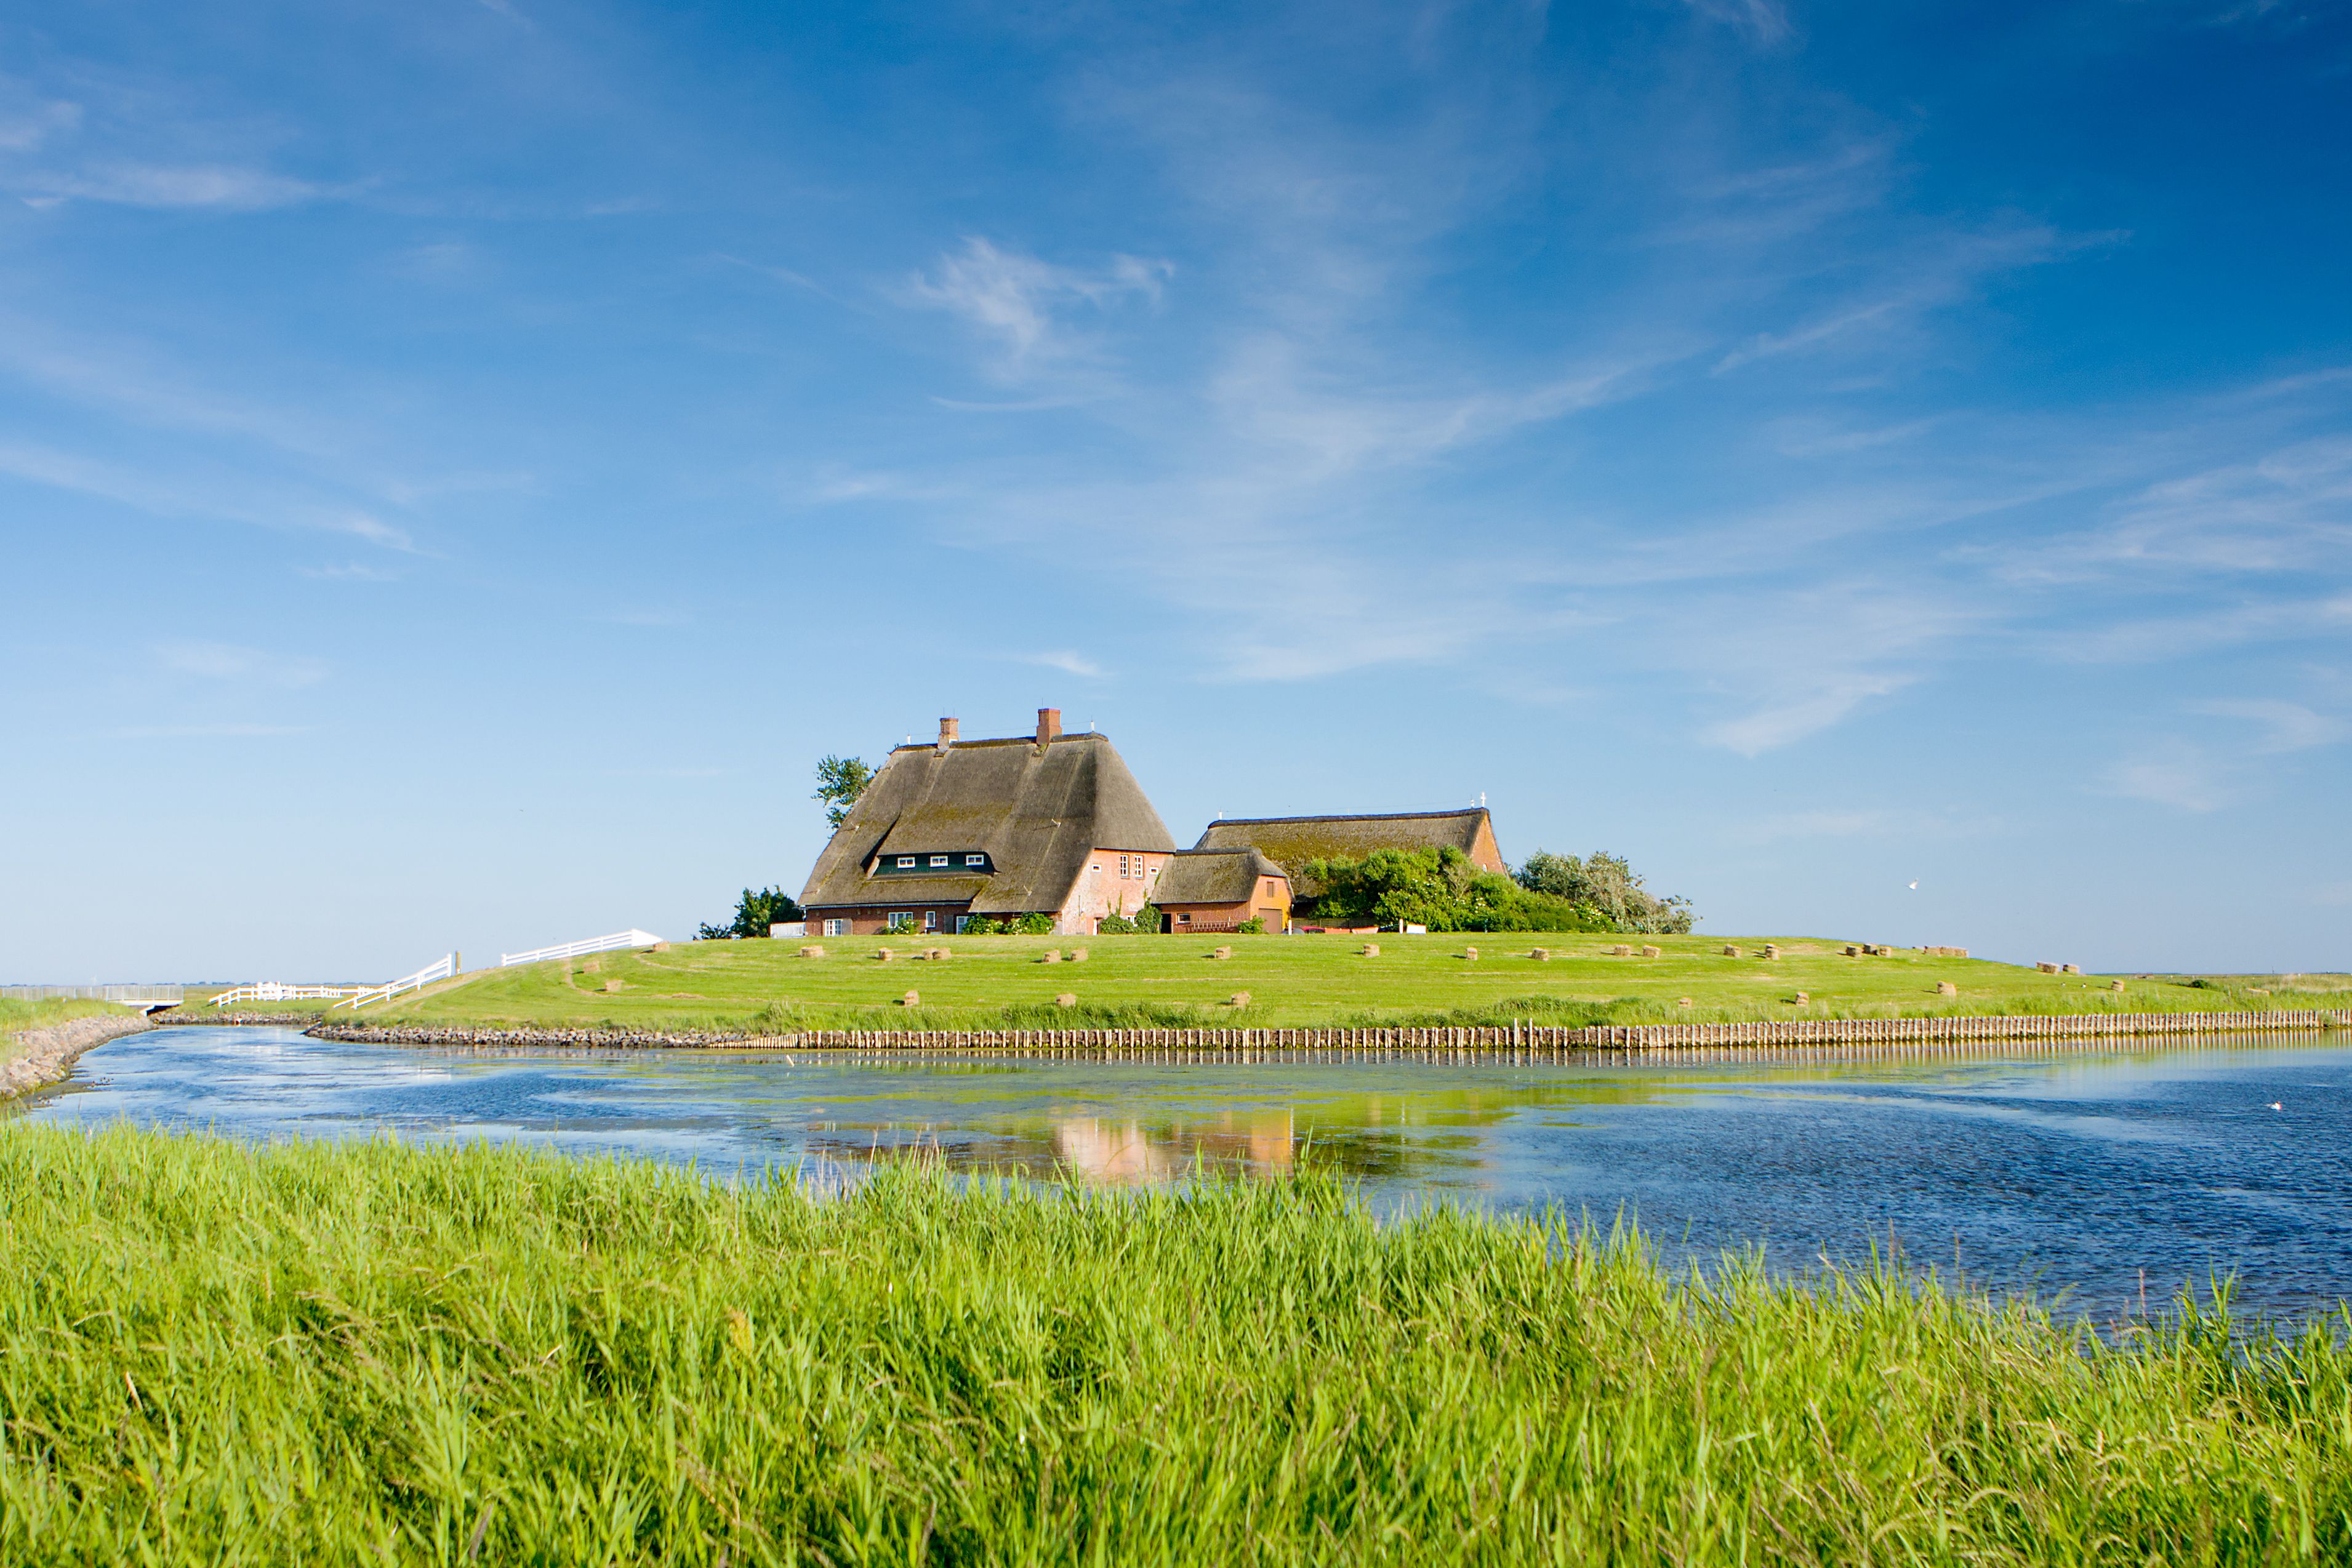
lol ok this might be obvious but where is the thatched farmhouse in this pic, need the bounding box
[800,711,1176,937]
[799,711,1506,937]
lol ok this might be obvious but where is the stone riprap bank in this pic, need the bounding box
[1,1013,155,1098]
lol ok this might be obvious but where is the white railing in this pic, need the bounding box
[210,983,372,1008]
[332,954,459,1010]
[497,930,664,967]
[3,984,186,1006]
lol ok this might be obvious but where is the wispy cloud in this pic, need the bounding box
[1713,223,2081,375]
[0,439,418,550]
[2100,698,2344,813]
[0,97,80,153]
[296,562,403,582]
[1747,806,1996,841]
[2103,739,2233,812]
[2186,697,2348,753]
[1016,650,1107,678]
[1682,0,1793,45]
[903,237,1171,382]
[156,641,327,688]
[21,162,328,210]
[105,722,310,740]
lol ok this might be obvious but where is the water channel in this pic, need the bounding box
[17,1024,2352,1322]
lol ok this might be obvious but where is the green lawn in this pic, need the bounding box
[3,1125,2345,1565]
[0,996,121,1055]
[353,933,2352,1033]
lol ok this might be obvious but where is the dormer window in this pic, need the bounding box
[877,850,991,874]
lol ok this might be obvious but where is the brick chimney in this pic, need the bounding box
[936,716,959,754]
[1035,707,1062,748]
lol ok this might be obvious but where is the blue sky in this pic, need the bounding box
[4,0,2348,982]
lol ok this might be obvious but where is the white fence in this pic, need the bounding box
[2,982,183,1006]
[2,983,185,1006]
[210,983,372,1008]
[332,954,459,1010]
[498,930,664,967]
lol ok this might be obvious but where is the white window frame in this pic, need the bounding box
[928,854,949,867]
[895,856,915,870]
[965,853,985,867]
[823,919,848,937]
[923,910,939,931]
[888,911,915,932]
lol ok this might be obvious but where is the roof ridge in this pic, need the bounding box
[889,732,1106,753]
[1206,807,1486,826]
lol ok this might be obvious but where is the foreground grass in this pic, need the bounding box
[4,1128,2349,1564]
[351,932,2352,1034]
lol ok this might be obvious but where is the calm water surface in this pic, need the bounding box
[17,1025,2352,1321]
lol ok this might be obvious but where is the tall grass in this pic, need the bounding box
[0,995,114,1045]
[4,1126,2348,1564]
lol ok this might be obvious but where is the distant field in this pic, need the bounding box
[351,934,2352,1033]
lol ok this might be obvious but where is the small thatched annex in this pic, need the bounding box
[1148,847,1291,934]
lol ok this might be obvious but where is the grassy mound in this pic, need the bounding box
[2,1126,2347,1563]
[346,932,2352,1034]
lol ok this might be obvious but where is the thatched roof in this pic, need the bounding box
[1150,847,1288,907]
[800,733,1174,914]
[1192,809,1502,895]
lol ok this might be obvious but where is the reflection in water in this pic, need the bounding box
[1051,1110,1297,1183]
[13,1026,2352,1321]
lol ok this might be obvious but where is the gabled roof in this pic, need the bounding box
[1149,847,1288,907]
[800,732,1174,914]
[1192,809,1503,890]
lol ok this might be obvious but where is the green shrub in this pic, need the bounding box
[1235,917,1267,934]
[1008,913,1056,936]
[697,886,805,941]
[1516,849,1695,934]
[1299,846,1609,933]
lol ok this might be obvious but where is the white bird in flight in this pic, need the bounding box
[2270,1102,2284,1111]
[1907,880,1919,890]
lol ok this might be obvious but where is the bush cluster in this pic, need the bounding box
[1297,846,1611,933]
[696,886,804,942]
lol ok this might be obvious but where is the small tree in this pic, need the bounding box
[813,754,875,830]
[697,886,805,942]
[1515,850,1694,934]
